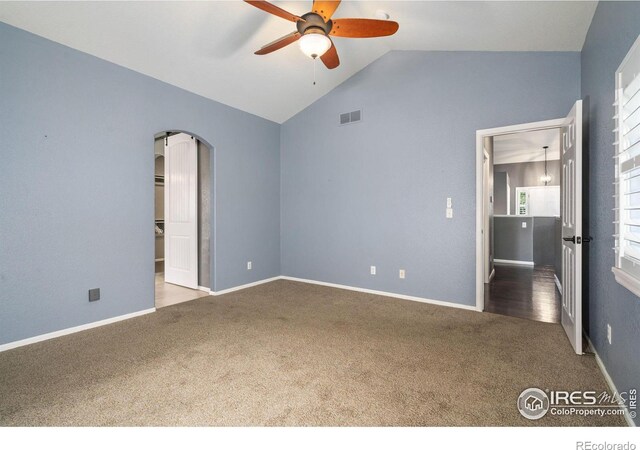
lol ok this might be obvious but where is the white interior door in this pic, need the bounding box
[561,100,583,355]
[164,133,198,289]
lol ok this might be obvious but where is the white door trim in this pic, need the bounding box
[475,118,565,311]
[483,148,491,283]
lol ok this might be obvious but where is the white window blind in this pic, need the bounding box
[613,35,640,294]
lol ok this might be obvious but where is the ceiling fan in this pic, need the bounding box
[245,0,399,69]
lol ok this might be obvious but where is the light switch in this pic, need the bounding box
[446,197,452,208]
[446,208,453,219]
[522,222,527,228]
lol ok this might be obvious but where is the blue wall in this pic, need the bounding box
[581,1,640,425]
[281,51,580,305]
[0,23,281,345]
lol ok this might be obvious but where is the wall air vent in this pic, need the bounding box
[339,109,362,126]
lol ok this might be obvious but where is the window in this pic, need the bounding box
[613,35,640,296]
[515,186,560,217]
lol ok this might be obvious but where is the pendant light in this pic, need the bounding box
[540,145,552,185]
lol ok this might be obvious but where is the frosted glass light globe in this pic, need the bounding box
[299,33,332,59]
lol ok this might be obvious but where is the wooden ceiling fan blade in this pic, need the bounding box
[312,0,342,22]
[255,31,301,55]
[244,0,303,23]
[330,18,399,38]
[320,40,340,69]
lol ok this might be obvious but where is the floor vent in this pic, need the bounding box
[339,109,362,126]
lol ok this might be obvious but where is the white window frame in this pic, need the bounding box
[612,35,640,297]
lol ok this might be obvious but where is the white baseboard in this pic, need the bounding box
[212,276,281,296]
[0,308,156,353]
[493,259,534,266]
[0,275,476,352]
[554,274,562,293]
[585,336,636,427]
[280,276,478,312]
[198,286,212,294]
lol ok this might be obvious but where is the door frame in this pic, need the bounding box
[482,147,492,283]
[475,118,565,311]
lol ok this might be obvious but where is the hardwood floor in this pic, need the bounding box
[484,264,561,323]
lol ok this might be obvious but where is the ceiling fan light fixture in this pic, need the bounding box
[245,0,400,70]
[298,32,332,59]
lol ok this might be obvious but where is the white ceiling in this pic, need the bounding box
[493,128,561,165]
[0,1,598,123]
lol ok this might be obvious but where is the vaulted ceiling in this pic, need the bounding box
[0,1,598,123]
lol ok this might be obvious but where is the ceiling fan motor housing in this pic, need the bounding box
[297,12,332,36]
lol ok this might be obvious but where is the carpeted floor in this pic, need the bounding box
[0,280,625,426]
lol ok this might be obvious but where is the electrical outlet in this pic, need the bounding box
[399,269,405,279]
[370,265,376,275]
[446,208,453,219]
[247,261,252,270]
[522,222,527,228]
[88,288,100,302]
[607,324,612,345]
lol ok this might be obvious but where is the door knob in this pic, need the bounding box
[563,236,576,243]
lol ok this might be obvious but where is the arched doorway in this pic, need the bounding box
[154,130,213,308]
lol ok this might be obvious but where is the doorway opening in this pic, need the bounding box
[154,131,212,308]
[484,128,562,324]
[476,101,585,355]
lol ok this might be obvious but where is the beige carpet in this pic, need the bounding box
[0,280,625,426]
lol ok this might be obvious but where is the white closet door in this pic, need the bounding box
[164,133,198,289]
